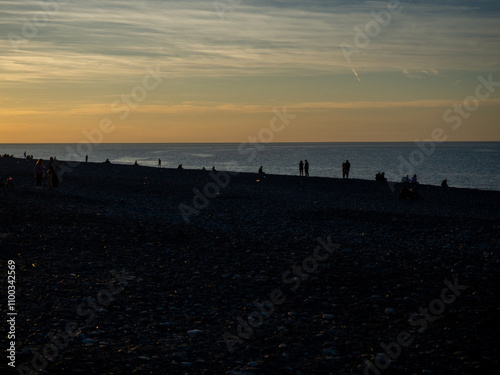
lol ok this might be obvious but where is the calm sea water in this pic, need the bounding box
[1,142,499,191]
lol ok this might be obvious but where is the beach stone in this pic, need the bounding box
[323,348,338,356]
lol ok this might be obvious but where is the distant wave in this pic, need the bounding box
[191,153,215,158]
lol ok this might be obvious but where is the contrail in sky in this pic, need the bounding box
[351,66,361,82]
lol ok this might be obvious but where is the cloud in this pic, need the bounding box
[3,98,500,117]
[0,0,499,87]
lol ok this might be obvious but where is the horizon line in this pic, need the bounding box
[1,140,500,145]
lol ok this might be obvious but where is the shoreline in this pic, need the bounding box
[2,156,498,193]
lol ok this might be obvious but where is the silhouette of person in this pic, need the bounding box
[48,157,59,189]
[343,160,350,179]
[134,161,139,166]
[85,155,88,163]
[34,159,45,188]
[299,160,304,176]
[258,166,263,174]
[304,160,309,176]
[158,159,161,168]
[24,151,26,158]
[212,166,216,171]
[411,174,418,184]
[178,164,183,169]
[441,179,448,187]
[104,158,111,164]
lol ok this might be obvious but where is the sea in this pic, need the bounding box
[1,142,499,191]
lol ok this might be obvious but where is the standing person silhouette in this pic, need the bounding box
[304,160,309,177]
[344,160,350,179]
[299,160,304,176]
[34,159,45,189]
[85,154,88,163]
[48,157,59,189]
[158,159,161,168]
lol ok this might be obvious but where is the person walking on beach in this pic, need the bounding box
[34,159,45,189]
[304,160,309,177]
[299,160,304,176]
[24,151,26,158]
[158,159,161,168]
[85,154,88,163]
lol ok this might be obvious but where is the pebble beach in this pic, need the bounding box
[1,157,499,375]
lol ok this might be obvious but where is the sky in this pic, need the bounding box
[1,0,499,143]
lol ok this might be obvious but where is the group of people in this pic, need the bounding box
[34,158,59,190]
[401,174,419,184]
[23,151,34,160]
[124,157,447,191]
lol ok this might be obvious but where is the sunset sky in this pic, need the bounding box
[1,0,499,143]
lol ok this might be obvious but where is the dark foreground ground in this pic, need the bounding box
[0,157,499,375]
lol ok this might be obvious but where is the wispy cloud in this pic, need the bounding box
[4,98,500,117]
[1,0,499,87]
